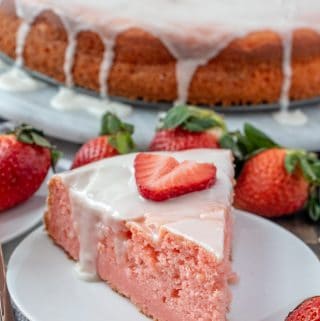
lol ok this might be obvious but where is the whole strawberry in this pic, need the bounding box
[286,297,320,321]
[234,148,309,217]
[72,112,135,169]
[220,123,320,219]
[149,105,226,151]
[0,124,60,212]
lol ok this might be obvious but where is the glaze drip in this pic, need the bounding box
[99,38,116,98]
[273,0,309,125]
[279,0,296,112]
[0,67,43,91]
[63,29,78,88]
[279,30,293,112]
[50,87,132,118]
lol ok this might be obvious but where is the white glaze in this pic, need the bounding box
[74,263,99,282]
[51,87,132,118]
[273,109,308,126]
[274,0,309,125]
[0,67,43,91]
[279,31,293,113]
[15,21,30,67]
[63,30,78,88]
[99,38,117,98]
[56,149,234,276]
[9,0,320,106]
[163,215,225,260]
[279,0,296,113]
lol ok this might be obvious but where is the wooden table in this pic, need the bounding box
[276,212,320,258]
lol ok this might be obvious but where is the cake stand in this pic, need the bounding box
[0,59,319,150]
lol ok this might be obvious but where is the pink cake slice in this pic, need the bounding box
[45,149,235,321]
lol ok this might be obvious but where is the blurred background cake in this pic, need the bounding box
[0,0,320,108]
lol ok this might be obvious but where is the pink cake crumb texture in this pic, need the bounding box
[45,175,233,321]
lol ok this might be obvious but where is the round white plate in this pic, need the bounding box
[0,179,48,244]
[0,159,72,244]
[7,210,320,321]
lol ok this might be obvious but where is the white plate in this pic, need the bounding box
[0,179,48,244]
[7,210,320,321]
[0,159,72,244]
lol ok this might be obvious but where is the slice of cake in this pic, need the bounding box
[45,149,235,321]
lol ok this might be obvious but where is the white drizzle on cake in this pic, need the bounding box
[63,29,78,88]
[99,38,118,98]
[274,0,306,125]
[2,0,320,121]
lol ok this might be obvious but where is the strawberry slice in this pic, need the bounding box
[134,153,217,201]
[286,296,320,321]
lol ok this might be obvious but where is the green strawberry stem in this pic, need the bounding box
[158,105,226,133]
[100,112,135,154]
[308,186,320,222]
[9,124,62,171]
[220,123,320,222]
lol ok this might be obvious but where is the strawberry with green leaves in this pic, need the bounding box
[220,124,320,220]
[0,124,61,212]
[149,105,226,151]
[72,112,135,169]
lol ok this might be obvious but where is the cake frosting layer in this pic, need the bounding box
[15,0,320,31]
[59,150,234,219]
[54,149,234,277]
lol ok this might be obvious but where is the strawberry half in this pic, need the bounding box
[286,296,320,321]
[134,153,217,201]
[72,112,135,169]
[0,124,61,212]
[149,105,225,152]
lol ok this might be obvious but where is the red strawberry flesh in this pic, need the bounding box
[134,153,217,201]
[286,296,320,321]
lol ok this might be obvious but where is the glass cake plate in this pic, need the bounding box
[1,52,320,113]
[0,53,320,151]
